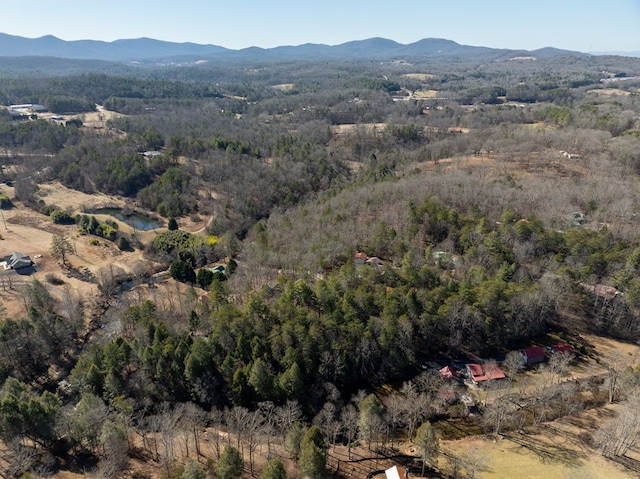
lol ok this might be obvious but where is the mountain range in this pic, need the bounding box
[0,33,592,64]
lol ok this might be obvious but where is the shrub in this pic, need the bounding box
[116,236,132,251]
[97,224,117,241]
[170,259,196,283]
[0,194,12,209]
[45,273,65,285]
[50,209,75,224]
[196,268,214,289]
[152,230,199,255]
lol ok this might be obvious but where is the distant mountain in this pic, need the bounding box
[0,33,229,61]
[593,50,640,58]
[0,32,588,63]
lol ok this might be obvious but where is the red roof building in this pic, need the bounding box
[594,284,620,300]
[521,346,546,365]
[466,363,506,385]
[552,343,577,355]
[354,252,369,264]
[439,365,459,380]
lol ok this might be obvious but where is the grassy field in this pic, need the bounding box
[272,83,294,91]
[413,89,439,98]
[402,73,436,80]
[441,427,635,479]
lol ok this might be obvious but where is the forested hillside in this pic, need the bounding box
[0,53,640,478]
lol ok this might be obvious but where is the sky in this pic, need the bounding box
[2,0,640,53]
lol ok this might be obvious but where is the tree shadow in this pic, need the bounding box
[607,454,640,474]
[503,432,586,467]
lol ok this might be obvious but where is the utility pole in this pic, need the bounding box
[0,207,7,230]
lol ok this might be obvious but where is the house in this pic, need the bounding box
[366,256,384,267]
[521,346,546,365]
[552,343,577,356]
[1,252,35,274]
[208,265,226,274]
[466,362,505,385]
[10,103,47,113]
[354,252,369,265]
[594,284,620,300]
[569,212,587,227]
[385,465,409,479]
[439,365,459,381]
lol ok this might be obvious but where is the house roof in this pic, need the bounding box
[366,256,384,265]
[440,365,459,380]
[385,466,408,479]
[466,362,505,382]
[552,343,577,355]
[523,346,546,361]
[3,252,32,270]
[594,284,619,299]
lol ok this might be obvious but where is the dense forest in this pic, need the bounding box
[0,52,640,478]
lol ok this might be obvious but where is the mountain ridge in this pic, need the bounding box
[0,32,591,63]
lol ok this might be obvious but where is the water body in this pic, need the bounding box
[90,208,162,231]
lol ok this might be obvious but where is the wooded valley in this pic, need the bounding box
[0,51,639,478]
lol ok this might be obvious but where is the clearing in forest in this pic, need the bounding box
[402,73,436,80]
[413,89,439,98]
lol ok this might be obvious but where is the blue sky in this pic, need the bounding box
[3,0,640,53]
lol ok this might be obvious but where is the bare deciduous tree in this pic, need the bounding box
[340,404,359,459]
[595,392,640,458]
[502,350,525,383]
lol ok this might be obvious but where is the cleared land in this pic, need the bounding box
[272,83,295,91]
[0,181,208,320]
[587,88,631,96]
[413,89,439,98]
[402,73,436,80]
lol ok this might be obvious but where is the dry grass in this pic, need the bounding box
[402,73,436,80]
[588,88,631,96]
[413,89,438,98]
[333,123,387,134]
[440,428,635,479]
[272,83,294,91]
[37,182,123,211]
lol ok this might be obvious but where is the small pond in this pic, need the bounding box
[89,208,162,231]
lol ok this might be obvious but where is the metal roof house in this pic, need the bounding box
[466,362,506,385]
[2,252,35,274]
[521,346,546,365]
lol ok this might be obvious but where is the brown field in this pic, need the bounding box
[587,88,631,96]
[441,424,635,479]
[413,90,439,98]
[30,104,126,131]
[272,83,294,91]
[402,73,436,80]
[333,123,387,134]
